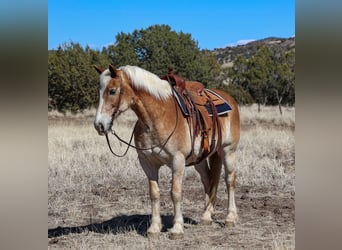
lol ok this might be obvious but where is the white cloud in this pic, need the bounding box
[236,39,255,45]
[221,39,256,48]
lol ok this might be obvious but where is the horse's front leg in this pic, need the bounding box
[138,156,161,239]
[169,152,185,239]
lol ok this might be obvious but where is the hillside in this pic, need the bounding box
[213,37,295,65]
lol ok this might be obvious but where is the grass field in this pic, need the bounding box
[48,104,295,249]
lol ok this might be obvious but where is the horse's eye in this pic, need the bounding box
[109,89,116,96]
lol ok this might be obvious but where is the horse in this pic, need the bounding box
[93,65,240,239]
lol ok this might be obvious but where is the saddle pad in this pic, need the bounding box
[206,102,232,116]
[204,89,232,116]
[172,88,189,116]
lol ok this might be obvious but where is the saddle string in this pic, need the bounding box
[105,81,180,157]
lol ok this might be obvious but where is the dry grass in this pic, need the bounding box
[240,104,295,130]
[48,105,295,249]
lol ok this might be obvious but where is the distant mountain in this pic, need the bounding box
[212,37,295,66]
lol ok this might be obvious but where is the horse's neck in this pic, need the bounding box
[132,91,173,131]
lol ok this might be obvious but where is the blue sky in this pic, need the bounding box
[48,0,294,50]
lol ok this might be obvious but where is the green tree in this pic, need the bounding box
[217,65,253,105]
[226,46,295,111]
[228,55,255,105]
[105,24,220,86]
[269,49,295,113]
[48,42,111,112]
[247,46,274,112]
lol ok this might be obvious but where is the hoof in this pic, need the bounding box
[225,220,236,228]
[147,232,160,240]
[169,232,184,240]
[199,219,212,225]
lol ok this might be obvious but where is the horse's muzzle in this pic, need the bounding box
[94,122,106,136]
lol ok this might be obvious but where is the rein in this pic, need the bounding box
[105,82,179,157]
[105,130,133,157]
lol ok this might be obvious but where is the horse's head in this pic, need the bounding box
[93,65,134,135]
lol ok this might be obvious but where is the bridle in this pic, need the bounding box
[104,77,179,157]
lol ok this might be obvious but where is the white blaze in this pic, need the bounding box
[94,69,112,132]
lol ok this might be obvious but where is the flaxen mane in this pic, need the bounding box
[119,65,172,100]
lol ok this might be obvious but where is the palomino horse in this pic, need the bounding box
[94,65,240,239]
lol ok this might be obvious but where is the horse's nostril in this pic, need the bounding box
[95,122,105,134]
[98,123,105,134]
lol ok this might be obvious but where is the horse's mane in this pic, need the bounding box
[119,65,172,100]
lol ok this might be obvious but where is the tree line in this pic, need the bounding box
[48,24,295,113]
[219,46,295,114]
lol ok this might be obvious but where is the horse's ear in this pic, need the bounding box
[109,64,117,78]
[94,65,104,74]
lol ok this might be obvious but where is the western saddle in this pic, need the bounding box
[160,68,231,165]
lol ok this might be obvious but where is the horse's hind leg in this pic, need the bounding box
[223,147,238,227]
[195,152,222,224]
[138,155,161,239]
[195,160,212,224]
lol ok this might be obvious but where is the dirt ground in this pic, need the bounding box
[48,176,294,249]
